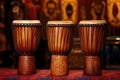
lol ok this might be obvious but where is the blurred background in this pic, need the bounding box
[0,0,120,69]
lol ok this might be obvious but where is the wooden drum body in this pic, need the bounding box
[12,20,41,75]
[78,20,107,76]
[47,21,74,76]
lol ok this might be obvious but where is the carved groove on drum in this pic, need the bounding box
[47,21,74,55]
[78,20,106,56]
[12,20,41,55]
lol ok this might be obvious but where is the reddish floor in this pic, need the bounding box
[0,69,120,80]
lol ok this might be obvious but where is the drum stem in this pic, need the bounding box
[18,56,36,75]
[51,55,68,76]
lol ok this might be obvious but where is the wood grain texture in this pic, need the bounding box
[18,56,36,75]
[84,56,101,76]
[51,55,68,76]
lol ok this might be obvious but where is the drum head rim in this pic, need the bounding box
[47,21,74,25]
[13,20,41,24]
[79,20,106,25]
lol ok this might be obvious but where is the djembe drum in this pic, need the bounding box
[12,20,41,75]
[47,21,74,76]
[78,20,107,76]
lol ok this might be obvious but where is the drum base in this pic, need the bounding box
[18,56,36,75]
[84,56,101,76]
[51,55,68,76]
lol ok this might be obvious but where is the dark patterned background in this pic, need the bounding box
[0,0,120,69]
